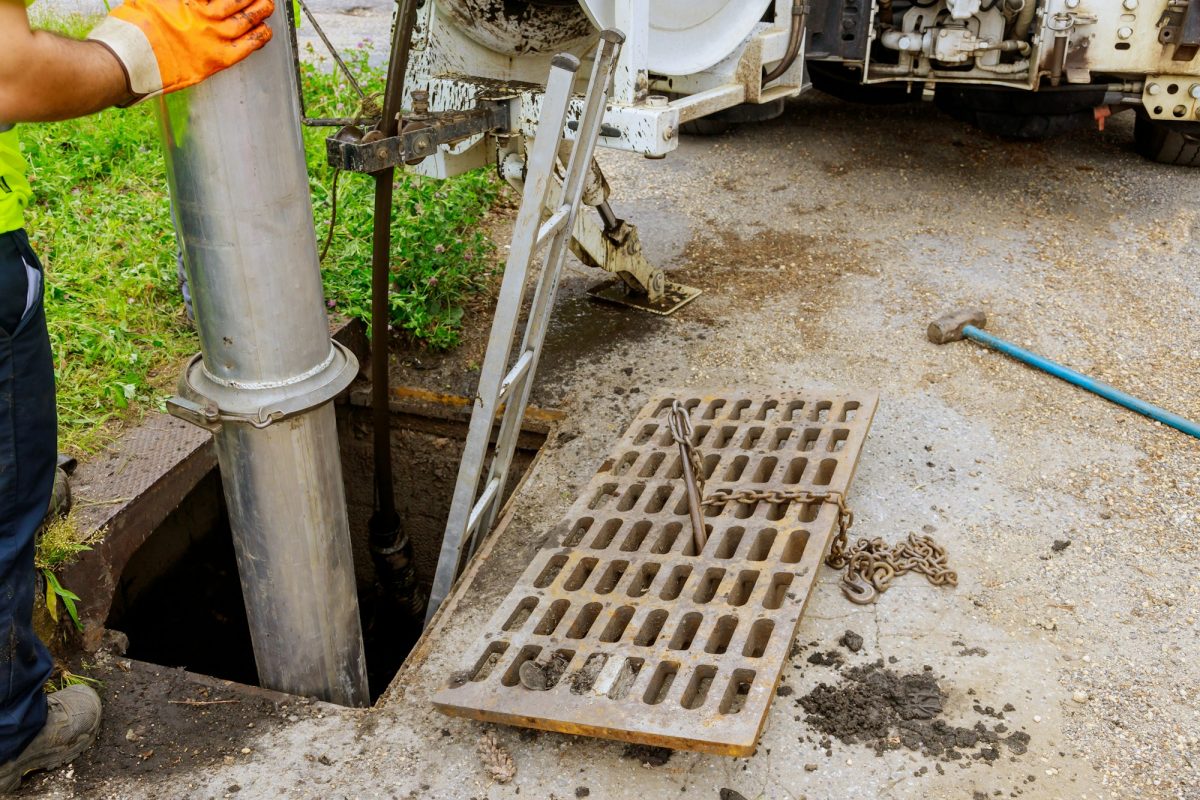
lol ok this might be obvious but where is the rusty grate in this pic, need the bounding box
[433,390,877,756]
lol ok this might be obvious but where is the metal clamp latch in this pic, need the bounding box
[168,339,360,433]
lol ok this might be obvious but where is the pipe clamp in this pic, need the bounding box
[168,340,359,431]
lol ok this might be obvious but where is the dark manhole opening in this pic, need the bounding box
[105,400,546,703]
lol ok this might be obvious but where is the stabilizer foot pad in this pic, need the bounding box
[587,279,702,316]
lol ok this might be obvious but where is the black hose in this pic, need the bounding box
[368,0,424,622]
[763,3,807,85]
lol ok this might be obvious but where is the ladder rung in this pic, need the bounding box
[466,477,502,536]
[536,205,571,250]
[498,350,534,403]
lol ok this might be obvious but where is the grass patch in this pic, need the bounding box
[34,511,95,572]
[301,44,501,347]
[21,18,500,453]
[24,15,191,453]
[35,511,97,632]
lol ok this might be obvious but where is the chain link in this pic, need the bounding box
[827,533,957,604]
[667,400,707,498]
[667,401,953,604]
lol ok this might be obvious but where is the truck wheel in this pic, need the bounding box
[1134,113,1200,166]
[934,84,1103,141]
[680,118,733,137]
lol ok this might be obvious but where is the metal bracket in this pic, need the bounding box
[165,395,221,430]
[505,153,701,315]
[569,212,665,300]
[1173,0,1200,61]
[325,102,510,173]
[168,340,359,432]
[1141,74,1200,120]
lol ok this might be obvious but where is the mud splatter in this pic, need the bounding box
[798,661,1030,762]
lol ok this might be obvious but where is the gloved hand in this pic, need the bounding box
[86,0,275,105]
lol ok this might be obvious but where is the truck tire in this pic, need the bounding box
[934,84,1103,141]
[806,61,915,105]
[680,118,733,137]
[1134,113,1200,166]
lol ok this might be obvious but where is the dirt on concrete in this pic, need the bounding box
[798,660,1031,763]
[619,743,673,767]
[46,658,298,790]
[805,649,846,668]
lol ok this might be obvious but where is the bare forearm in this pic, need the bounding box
[2,0,275,121]
[0,22,129,122]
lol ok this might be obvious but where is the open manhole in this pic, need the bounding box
[100,389,550,703]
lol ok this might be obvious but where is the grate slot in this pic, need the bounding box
[719,670,756,714]
[503,597,538,632]
[600,606,636,642]
[435,390,877,756]
[643,661,680,705]
[534,599,571,636]
[589,519,623,549]
[470,641,509,682]
[705,615,739,655]
[681,665,718,709]
[634,609,669,646]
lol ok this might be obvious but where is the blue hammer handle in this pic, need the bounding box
[962,324,1200,441]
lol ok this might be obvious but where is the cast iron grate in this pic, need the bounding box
[433,390,877,755]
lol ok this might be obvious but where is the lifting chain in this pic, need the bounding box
[665,400,955,604]
[826,532,957,605]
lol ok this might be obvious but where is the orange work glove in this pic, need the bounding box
[86,0,275,105]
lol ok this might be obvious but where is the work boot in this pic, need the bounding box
[0,685,102,793]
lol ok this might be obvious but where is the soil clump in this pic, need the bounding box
[798,660,1030,762]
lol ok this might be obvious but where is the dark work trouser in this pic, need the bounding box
[0,229,55,763]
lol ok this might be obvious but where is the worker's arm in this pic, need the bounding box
[0,0,274,124]
[0,1,127,121]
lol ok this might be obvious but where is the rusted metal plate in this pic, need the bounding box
[434,390,877,756]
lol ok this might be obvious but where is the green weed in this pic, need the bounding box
[48,668,103,693]
[35,513,96,633]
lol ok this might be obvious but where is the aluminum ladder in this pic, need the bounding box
[426,31,626,624]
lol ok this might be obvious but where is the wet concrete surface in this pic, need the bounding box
[18,33,1200,800]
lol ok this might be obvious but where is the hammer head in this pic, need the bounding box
[928,309,987,344]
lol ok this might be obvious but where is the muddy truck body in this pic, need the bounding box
[401,0,1200,168]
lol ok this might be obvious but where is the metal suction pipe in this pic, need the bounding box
[159,5,370,707]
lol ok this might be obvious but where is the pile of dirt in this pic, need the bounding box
[805,650,845,668]
[620,743,673,766]
[797,661,1030,762]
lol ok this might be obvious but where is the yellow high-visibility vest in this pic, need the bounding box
[0,126,33,235]
[1,0,40,234]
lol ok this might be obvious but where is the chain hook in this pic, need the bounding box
[840,573,877,604]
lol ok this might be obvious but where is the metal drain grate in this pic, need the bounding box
[433,390,877,756]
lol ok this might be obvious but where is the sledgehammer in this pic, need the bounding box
[928,309,1200,440]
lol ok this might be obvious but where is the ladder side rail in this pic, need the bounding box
[475,33,626,543]
[426,54,583,625]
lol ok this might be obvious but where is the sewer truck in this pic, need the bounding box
[406,0,1200,167]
